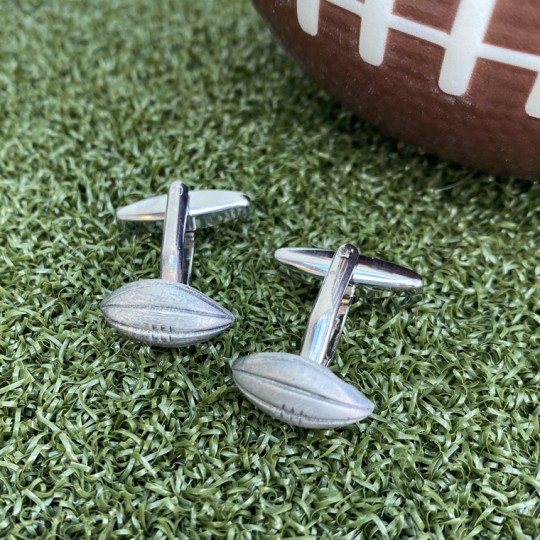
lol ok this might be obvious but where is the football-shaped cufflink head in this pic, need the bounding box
[232,243,423,429]
[232,352,374,429]
[101,181,250,347]
[100,280,234,348]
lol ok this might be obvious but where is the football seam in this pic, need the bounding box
[233,367,365,410]
[239,385,367,426]
[109,280,233,314]
[101,303,233,320]
[108,319,233,339]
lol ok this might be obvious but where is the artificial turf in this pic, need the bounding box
[0,0,539,538]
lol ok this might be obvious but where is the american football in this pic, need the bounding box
[253,0,540,179]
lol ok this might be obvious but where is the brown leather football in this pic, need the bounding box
[252,0,540,180]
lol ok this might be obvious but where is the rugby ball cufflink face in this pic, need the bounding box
[101,181,250,347]
[232,243,423,430]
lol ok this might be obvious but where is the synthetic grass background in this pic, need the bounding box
[0,0,539,537]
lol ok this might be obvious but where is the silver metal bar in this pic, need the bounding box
[300,244,359,367]
[161,181,189,283]
[116,189,250,230]
[275,247,423,290]
[182,231,195,286]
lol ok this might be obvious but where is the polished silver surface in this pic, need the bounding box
[182,231,195,288]
[161,181,189,283]
[275,247,423,290]
[101,181,237,347]
[116,190,251,230]
[232,352,374,429]
[300,244,359,367]
[118,187,250,286]
[101,279,233,347]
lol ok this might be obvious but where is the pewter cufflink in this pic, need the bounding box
[101,181,250,347]
[232,244,423,429]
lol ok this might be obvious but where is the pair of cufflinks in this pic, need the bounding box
[101,181,423,430]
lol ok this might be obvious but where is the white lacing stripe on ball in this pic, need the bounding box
[296,0,540,118]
